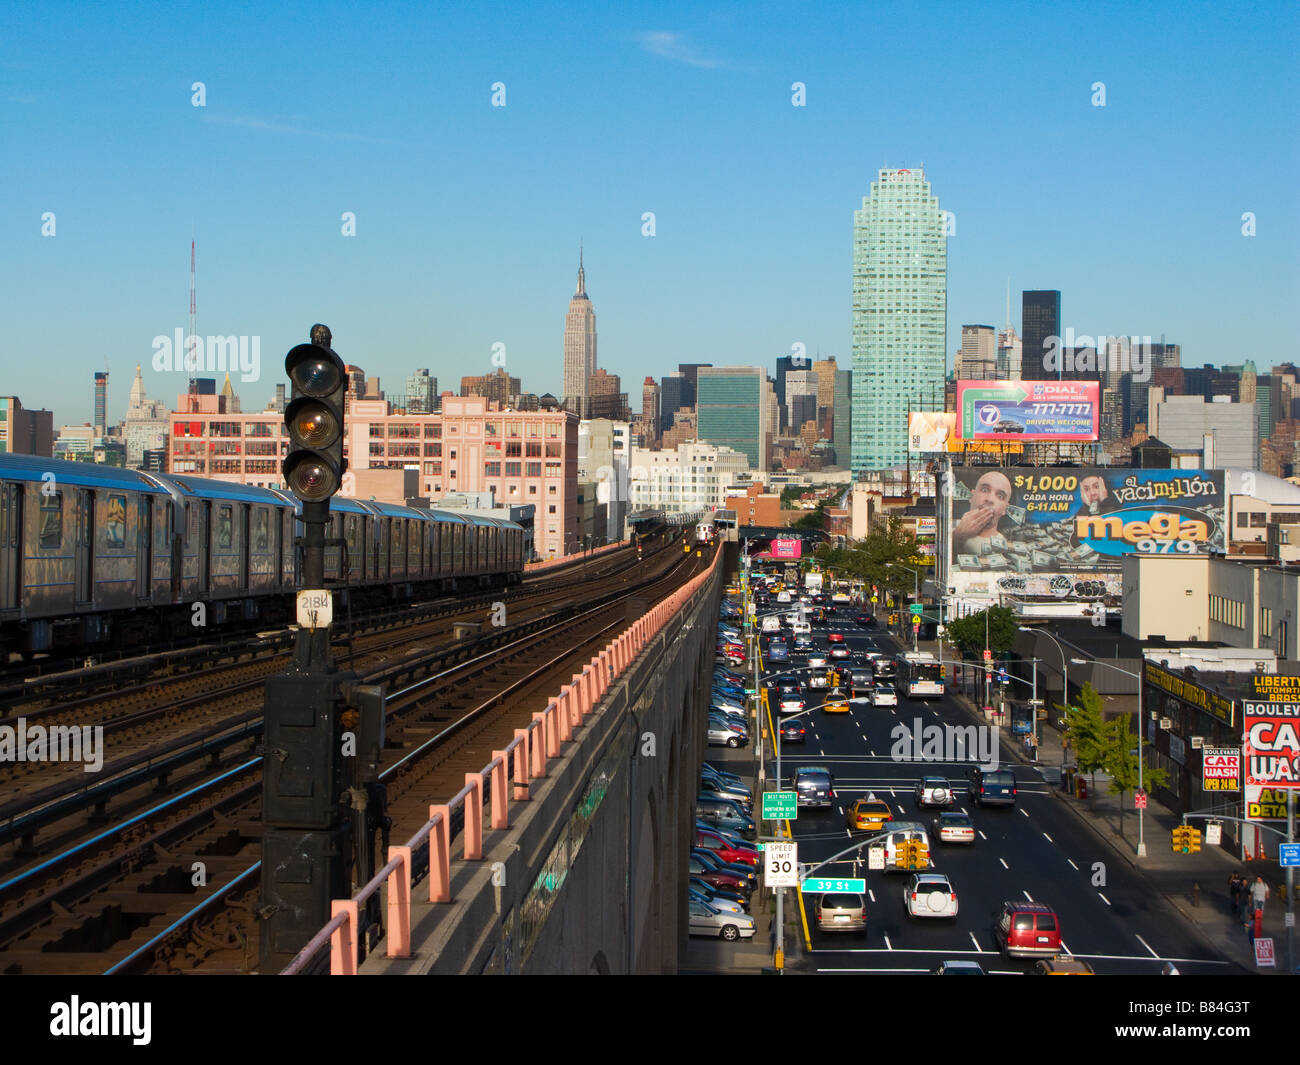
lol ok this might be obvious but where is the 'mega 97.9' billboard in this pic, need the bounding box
[950,468,1226,574]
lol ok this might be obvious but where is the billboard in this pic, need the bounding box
[1243,700,1300,789]
[957,380,1100,442]
[770,538,802,560]
[949,468,1226,575]
[909,412,955,453]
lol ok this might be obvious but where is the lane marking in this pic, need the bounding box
[1000,858,1009,870]
[883,934,893,951]
[1042,832,1053,843]
[1067,859,1079,870]
[1019,808,1030,818]
[1135,934,1160,959]
[978,830,988,840]
[868,889,876,903]
[968,932,985,952]
[1023,890,1034,901]
[1098,892,1111,906]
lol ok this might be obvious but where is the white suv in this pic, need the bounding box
[904,873,958,919]
[914,777,954,808]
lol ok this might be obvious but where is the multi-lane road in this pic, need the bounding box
[762,619,1234,975]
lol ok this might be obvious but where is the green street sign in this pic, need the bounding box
[762,791,798,820]
[909,604,923,615]
[802,877,866,893]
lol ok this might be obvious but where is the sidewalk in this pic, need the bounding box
[899,630,1296,976]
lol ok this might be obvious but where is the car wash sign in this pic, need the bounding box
[1243,700,1300,789]
[1201,748,1240,792]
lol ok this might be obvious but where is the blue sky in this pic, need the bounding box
[3,1,1297,425]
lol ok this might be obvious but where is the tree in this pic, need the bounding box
[1061,682,1107,798]
[812,517,920,596]
[944,606,1018,658]
[1104,715,1168,841]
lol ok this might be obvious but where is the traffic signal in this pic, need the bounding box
[898,840,925,869]
[1171,826,1203,853]
[283,340,348,502]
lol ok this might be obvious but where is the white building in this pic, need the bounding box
[628,442,751,512]
[579,419,631,541]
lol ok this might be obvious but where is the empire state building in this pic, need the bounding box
[562,247,597,417]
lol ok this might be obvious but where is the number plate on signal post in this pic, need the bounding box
[297,589,333,629]
[765,841,798,889]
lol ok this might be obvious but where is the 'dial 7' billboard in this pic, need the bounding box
[949,468,1226,575]
[957,380,1099,442]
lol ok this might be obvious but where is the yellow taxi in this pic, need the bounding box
[1031,955,1095,975]
[822,688,851,713]
[846,797,893,833]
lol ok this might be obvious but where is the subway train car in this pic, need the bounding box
[0,454,524,657]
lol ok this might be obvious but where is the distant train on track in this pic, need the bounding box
[0,454,526,656]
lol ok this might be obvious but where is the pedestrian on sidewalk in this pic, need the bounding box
[1229,871,1246,916]
[1250,876,1270,916]
[1243,910,1256,948]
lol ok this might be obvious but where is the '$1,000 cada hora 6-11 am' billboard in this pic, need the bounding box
[948,468,1226,576]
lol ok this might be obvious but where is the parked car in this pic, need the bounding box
[690,877,749,912]
[813,893,867,934]
[969,766,1017,807]
[904,873,958,918]
[689,884,745,915]
[688,899,756,941]
[914,777,954,808]
[707,716,748,748]
[696,803,757,840]
[687,855,751,896]
[932,811,975,844]
[691,849,758,888]
[994,901,1062,958]
[695,826,759,866]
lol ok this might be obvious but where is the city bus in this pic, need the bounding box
[897,652,945,699]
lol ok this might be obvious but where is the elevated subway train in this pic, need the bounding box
[0,454,526,656]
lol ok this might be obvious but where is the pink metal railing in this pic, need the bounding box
[283,542,722,975]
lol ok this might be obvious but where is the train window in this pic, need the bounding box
[154,502,170,550]
[253,508,269,551]
[39,492,63,549]
[345,515,359,560]
[217,505,233,549]
[184,503,192,547]
[105,494,127,549]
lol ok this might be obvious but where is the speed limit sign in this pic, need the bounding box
[764,841,799,889]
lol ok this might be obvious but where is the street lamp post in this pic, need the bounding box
[1021,627,1069,774]
[893,564,922,652]
[1072,656,1147,859]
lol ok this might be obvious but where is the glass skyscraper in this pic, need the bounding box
[697,367,768,470]
[851,169,947,471]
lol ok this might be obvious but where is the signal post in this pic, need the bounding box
[259,326,386,971]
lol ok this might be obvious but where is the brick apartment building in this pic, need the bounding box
[169,393,580,558]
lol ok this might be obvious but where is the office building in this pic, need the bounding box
[1021,290,1061,378]
[832,369,852,467]
[405,369,437,414]
[562,248,598,416]
[0,396,53,456]
[852,168,947,470]
[697,366,770,471]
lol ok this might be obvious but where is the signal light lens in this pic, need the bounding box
[284,453,340,501]
[291,405,339,448]
[287,348,343,396]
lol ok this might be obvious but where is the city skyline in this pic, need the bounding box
[4,3,1297,428]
